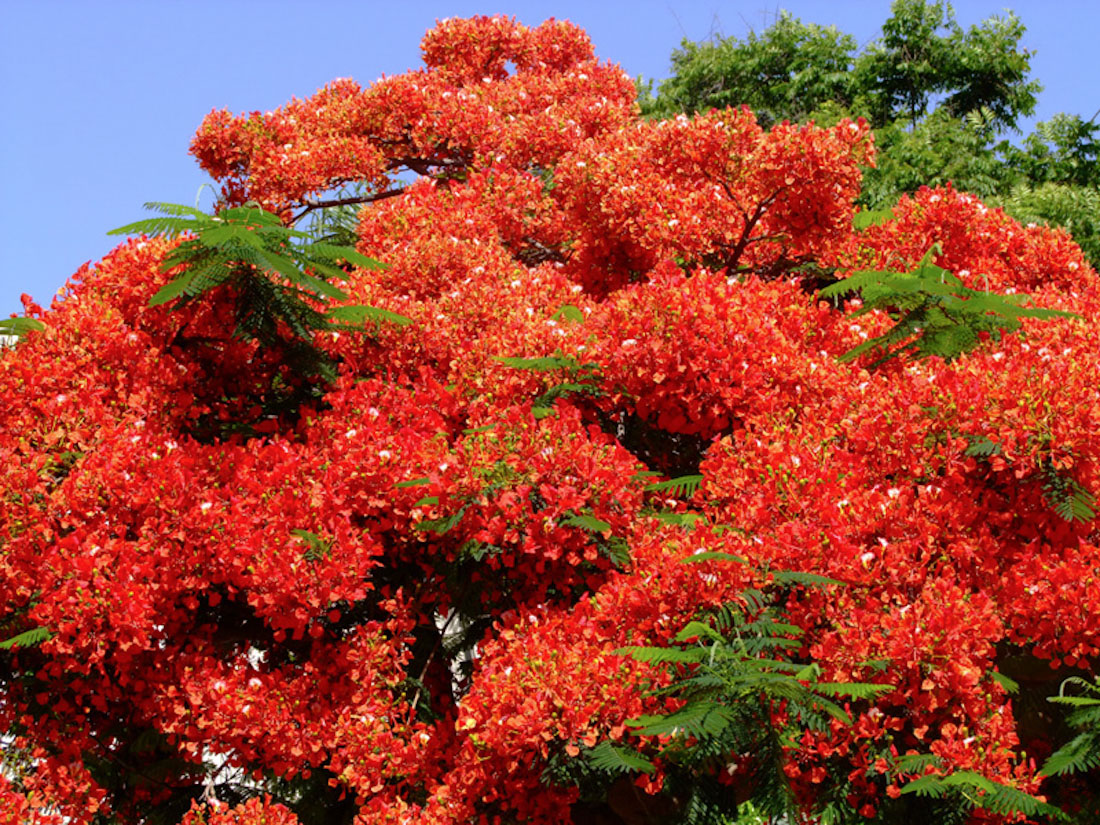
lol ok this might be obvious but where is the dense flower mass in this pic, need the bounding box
[2,15,1098,825]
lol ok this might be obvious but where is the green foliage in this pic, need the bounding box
[586,741,655,775]
[581,566,890,824]
[963,441,1094,524]
[853,0,1037,130]
[1041,465,1097,523]
[989,669,1020,695]
[1041,677,1100,778]
[820,245,1076,368]
[494,354,586,372]
[550,304,586,323]
[642,12,857,127]
[415,507,468,536]
[645,1,1037,134]
[855,0,961,125]
[495,351,604,416]
[652,511,707,530]
[996,181,1100,268]
[0,626,53,649]
[852,208,896,230]
[645,474,704,497]
[963,435,1002,457]
[327,304,414,327]
[858,110,1009,209]
[576,556,1072,822]
[900,768,1065,820]
[561,513,612,533]
[291,529,332,562]
[0,316,45,346]
[297,182,373,247]
[1007,114,1100,188]
[109,202,402,381]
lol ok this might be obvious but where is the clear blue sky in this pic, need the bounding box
[2,0,1097,319]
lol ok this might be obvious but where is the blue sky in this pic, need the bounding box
[2,0,1097,319]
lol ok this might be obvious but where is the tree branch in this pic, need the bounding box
[291,187,408,224]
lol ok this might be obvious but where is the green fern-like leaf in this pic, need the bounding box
[1041,676,1100,777]
[674,621,726,644]
[0,317,45,342]
[900,773,949,798]
[814,682,894,701]
[591,572,901,823]
[305,242,387,271]
[0,626,54,649]
[901,770,1066,819]
[942,772,1065,818]
[1041,732,1100,777]
[496,351,603,414]
[561,513,612,533]
[652,511,706,529]
[614,645,709,665]
[821,244,1078,369]
[988,670,1020,694]
[766,570,843,588]
[893,753,942,773]
[328,304,413,327]
[629,701,736,739]
[585,741,656,775]
[852,207,895,229]
[110,201,392,382]
[963,435,1003,457]
[291,529,332,562]
[415,507,467,536]
[645,474,704,497]
[141,201,209,219]
[550,304,586,323]
[494,355,578,372]
[1042,466,1097,523]
[681,550,749,565]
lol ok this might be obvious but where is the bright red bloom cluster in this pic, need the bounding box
[2,15,1098,825]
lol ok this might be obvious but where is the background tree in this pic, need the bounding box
[638,12,858,129]
[853,0,1038,130]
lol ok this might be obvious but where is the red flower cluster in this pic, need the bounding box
[2,15,1098,824]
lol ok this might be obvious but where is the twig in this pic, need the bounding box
[291,188,408,224]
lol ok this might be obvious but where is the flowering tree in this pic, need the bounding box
[2,15,1098,825]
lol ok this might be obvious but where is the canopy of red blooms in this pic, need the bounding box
[2,15,1097,825]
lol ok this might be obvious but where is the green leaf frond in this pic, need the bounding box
[821,244,1078,368]
[584,573,894,822]
[550,304,586,323]
[561,513,613,533]
[328,304,414,327]
[1041,675,1100,777]
[495,355,580,372]
[109,201,396,383]
[0,316,46,345]
[645,474,704,497]
[585,741,656,775]
[0,626,54,649]
[495,351,605,414]
[901,770,1066,819]
[1041,464,1097,523]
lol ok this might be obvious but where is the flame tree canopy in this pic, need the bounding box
[2,15,1099,825]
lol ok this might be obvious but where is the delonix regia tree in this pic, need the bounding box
[1,15,1099,825]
